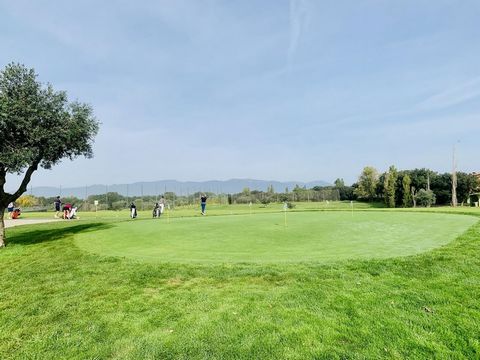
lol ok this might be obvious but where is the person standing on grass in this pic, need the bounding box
[130,202,137,219]
[158,195,165,215]
[7,202,14,219]
[54,196,62,218]
[200,194,207,215]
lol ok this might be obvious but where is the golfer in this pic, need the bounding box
[200,194,207,215]
[158,195,165,215]
[130,202,137,219]
[54,196,61,218]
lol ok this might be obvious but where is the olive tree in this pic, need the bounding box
[0,63,99,247]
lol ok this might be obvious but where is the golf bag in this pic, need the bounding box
[153,203,161,218]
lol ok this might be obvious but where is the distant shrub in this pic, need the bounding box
[416,189,436,207]
[111,201,126,211]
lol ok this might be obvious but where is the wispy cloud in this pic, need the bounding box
[417,76,480,111]
[3,1,479,185]
[288,0,310,68]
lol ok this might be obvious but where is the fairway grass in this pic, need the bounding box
[74,211,477,264]
[1,208,480,359]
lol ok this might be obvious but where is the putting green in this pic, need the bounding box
[74,211,478,264]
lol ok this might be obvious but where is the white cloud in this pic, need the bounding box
[417,76,480,111]
[288,0,310,67]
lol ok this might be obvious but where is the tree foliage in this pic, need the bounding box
[402,174,412,207]
[416,189,436,207]
[457,172,479,204]
[0,63,99,247]
[15,194,37,208]
[334,178,345,188]
[354,166,379,201]
[384,166,397,208]
[354,166,478,208]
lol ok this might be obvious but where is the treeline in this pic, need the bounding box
[352,166,479,207]
[18,186,346,211]
[227,185,342,205]
[14,167,479,210]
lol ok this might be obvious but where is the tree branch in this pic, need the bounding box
[9,161,40,203]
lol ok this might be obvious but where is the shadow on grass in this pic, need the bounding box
[7,222,113,246]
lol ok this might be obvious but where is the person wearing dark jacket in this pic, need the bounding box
[130,202,137,219]
[200,194,207,215]
[54,196,62,218]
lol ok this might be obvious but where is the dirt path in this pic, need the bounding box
[4,219,60,228]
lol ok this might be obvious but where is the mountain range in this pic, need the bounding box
[26,179,331,199]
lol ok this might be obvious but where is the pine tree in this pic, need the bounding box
[383,172,389,205]
[385,166,397,208]
[402,174,412,207]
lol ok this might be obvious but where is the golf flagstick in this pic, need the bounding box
[283,202,287,227]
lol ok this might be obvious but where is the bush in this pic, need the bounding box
[111,201,126,211]
[416,189,436,207]
[260,198,271,206]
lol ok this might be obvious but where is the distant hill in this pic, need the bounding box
[27,179,331,199]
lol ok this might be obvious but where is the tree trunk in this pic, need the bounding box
[0,208,5,248]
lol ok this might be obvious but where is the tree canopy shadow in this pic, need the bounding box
[6,222,113,246]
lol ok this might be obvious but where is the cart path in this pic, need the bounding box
[4,219,61,228]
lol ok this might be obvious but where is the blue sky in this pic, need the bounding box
[1,0,479,188]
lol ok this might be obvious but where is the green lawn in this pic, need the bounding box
[1,206,480,359]
[75,211,477,264]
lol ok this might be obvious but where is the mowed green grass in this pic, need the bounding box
[75,211,477,263]
[18,200,380,220]
[1,206,480,359]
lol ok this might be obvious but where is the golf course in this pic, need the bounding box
[3,1,480,358]
[1,203,479,359]
[76,211,476,263]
